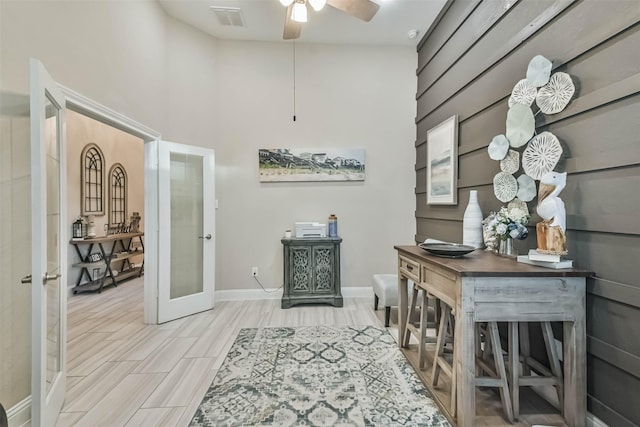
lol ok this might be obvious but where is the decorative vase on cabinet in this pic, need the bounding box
[463,190,484,248]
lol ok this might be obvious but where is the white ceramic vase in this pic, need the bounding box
[463,190,484,248]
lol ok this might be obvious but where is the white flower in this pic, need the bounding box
[508,207,528,223]
[510,229,520,239]
[496,224,508,235]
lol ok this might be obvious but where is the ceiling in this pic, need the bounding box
[157,0,448,46]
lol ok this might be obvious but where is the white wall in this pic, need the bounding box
[212,40,417,290]
[0,1,417,298]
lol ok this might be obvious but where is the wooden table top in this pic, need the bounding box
[395,245,593,278]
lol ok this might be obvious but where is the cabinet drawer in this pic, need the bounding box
[422,264,456,308]
[399,255,421,282]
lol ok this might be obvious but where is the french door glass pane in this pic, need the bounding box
[170,152,204,299]
[45,94,61,391]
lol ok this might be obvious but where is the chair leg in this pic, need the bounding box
[488,322,514,423]
[418,291,429,370]
[384,307,391,327]
[541,321,564,414]
[403,284,420,347]
[374,294,379,311]
[432,303,451,386]
[519,322,531,376]
[508,322,520,420]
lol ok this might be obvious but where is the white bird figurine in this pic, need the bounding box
[536,171,567,232]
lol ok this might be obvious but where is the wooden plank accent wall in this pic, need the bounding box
[414,1,640,425]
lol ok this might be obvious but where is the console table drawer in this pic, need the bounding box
[422,264,456,308]
[399,255,421,282]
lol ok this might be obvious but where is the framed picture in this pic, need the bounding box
[258,148,365,182]
[426,115,458,205]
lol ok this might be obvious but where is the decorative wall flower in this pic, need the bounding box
[522,131,563,180]
[536,72,575,114]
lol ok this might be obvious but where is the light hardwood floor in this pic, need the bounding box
[57,277,564,427]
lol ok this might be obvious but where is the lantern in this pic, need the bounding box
[72,217,83,239]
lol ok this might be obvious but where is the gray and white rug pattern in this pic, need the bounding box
[190,325,450,426]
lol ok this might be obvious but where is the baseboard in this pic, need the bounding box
[588,413,609,427]
[215,286,373,302]
[7,396,30,427]
[215,288,283,301]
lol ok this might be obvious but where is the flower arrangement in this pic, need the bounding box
[488,206,530,241]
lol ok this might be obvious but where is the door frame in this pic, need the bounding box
[59,84,161,324]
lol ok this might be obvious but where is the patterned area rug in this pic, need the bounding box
[190,325,450,426]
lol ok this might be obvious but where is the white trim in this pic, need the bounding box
[59,84,160,142]
[60,83,161,325]
[588,413,609,427]
[215,286,373,302]
[7,396,31,427]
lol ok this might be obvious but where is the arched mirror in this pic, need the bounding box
[81,143,105,215]
[108,163,127,226]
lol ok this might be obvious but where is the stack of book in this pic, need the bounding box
[517,249,573,269]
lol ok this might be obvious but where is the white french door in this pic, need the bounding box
[29,58,67,426]
[157,141,215,323]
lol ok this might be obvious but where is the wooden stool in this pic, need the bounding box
[475,322,514,423]
[509,322,564,419]
[431,300,457,417]
[402,281,436,370]
[432,310,514,422]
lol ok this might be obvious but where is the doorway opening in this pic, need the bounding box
[61,84,161,325]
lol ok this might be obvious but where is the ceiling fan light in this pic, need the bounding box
[308,0,326,11]
[291,2,307,22]
[279,0,294,6]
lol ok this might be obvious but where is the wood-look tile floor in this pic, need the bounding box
[57,277,564,427]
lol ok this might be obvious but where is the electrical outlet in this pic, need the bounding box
[251,267,258,277]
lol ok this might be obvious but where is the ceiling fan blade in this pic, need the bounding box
[327,0,380,22]
[283,4,302,40]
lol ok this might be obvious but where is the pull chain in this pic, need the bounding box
[293,41,296,122]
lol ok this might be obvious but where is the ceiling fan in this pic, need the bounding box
[279,0,381,40]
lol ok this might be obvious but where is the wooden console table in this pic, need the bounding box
[70,232,144,294]
[281,236,343,308]
[395,245,592,427]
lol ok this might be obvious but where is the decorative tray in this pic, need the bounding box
[418,243,476,258]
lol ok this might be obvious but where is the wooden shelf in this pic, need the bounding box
[110,251,144,262]
[70,233,144,294]
[73,260,107,268]
[113,267,143,282]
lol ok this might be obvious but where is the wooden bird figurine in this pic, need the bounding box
[536,171,568,254]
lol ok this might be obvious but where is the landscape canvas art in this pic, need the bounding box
[427,116,458,205]
[259,148,366,182]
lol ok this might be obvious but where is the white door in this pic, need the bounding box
[157,141,215,323]
[29,59,67,425]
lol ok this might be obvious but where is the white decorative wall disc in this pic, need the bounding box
[488,134,510,160]
[508,79,537,107]
[516,174,537,202]
[493,172,518,203]
[500,149,520,174]
[526,55,552,87]
[522,131,563,180]
[506,104,535,148]
[536,72,575,114]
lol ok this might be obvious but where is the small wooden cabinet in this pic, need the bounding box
[281,236,343,308]
[70,232,144,294]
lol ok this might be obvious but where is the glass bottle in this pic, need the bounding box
[328,214,338,237]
